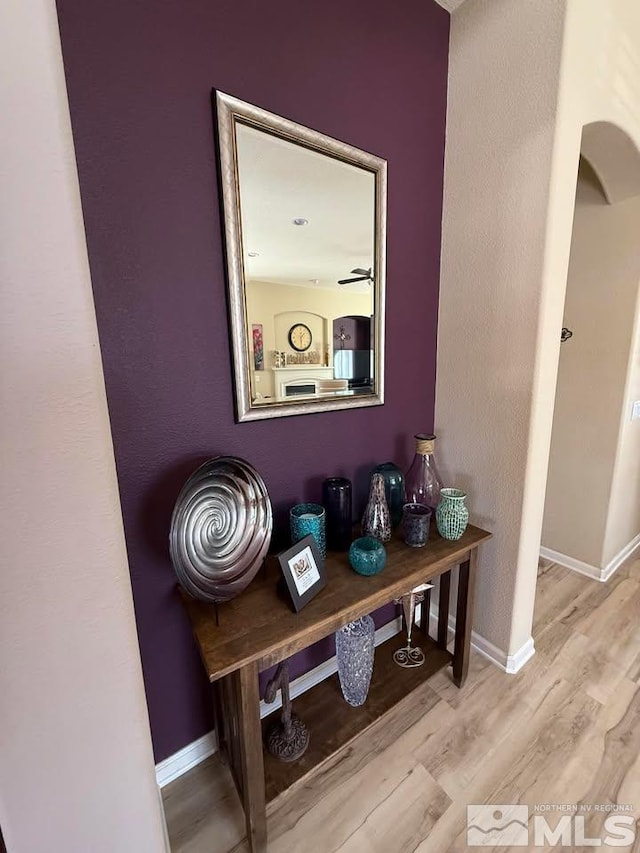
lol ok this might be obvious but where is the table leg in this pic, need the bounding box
[437,570,451,650]
[235,661,267,853]
[211,681,227,763]
[419,586,432,638]
[453,550,477,688]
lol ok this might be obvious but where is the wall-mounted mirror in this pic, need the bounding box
[215,91,386,422]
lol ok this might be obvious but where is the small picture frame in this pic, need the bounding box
[277,534,326,612]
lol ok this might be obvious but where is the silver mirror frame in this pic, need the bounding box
[215,90,387,422]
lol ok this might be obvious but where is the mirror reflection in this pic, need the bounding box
[216,92,386,421]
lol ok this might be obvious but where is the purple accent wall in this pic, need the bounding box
[56,0,449,762]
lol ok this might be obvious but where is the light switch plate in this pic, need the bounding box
[632,401,640,421]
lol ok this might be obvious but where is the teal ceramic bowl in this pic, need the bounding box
[348,536,387,576]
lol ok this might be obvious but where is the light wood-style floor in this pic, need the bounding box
[163,558,640,852]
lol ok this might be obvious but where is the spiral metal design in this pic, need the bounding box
[169,457,272,603]
[392,645,426,669]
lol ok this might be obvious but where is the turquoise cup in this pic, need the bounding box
[290,503,326,559]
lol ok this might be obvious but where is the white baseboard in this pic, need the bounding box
[471,630,535,674]
[602,532,640,580]
[432,606,535,675]
[539,546,602,580]
[155,730,217,788]
[540,532,640,583]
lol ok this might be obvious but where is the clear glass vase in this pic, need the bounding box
[405,433,443,512]
[361,473,392,542]
[335,615,375,707]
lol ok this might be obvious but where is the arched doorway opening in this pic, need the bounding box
[538,123,640,581]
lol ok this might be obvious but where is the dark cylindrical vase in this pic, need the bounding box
[322,477,352,551]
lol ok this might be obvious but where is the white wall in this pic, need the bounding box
[604,270,640,565]
[0,1,167,850]
[542,163,640,569]
[436,0,567,654]
[438,0,640,659]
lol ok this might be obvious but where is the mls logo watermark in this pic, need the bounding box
[467,804,636,847]
[467,805,529,846]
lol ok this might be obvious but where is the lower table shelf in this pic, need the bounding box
[187,526,490,852]
[262,630,452,805]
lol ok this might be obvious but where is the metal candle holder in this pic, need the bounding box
[264,661,309,762]
[393,587,427,668]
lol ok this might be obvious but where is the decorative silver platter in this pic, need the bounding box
[169,456,273,603]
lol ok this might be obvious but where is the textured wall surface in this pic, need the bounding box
[438,0,640,660]
[436,0,566,655]
[543,164,640,568]
[56,0,450,761]
[0,0,167,849]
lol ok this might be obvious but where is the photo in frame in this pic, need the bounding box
[277,534,326,612]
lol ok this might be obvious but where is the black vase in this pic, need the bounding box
[322,477,352,551]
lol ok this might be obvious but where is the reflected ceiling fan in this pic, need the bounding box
[338,267,374,286]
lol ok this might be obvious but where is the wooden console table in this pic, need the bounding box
[180,523,491,852]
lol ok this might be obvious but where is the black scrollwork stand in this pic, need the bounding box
[264,661,309,762]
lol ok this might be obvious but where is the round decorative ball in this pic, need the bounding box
[348,536,387,576]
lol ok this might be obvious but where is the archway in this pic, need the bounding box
[539,147,640,579]
[500,120,640,668]
[581,121,640,204]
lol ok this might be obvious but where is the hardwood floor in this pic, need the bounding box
[163,558,640,852]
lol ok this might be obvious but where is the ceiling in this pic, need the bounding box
[236,123,375,293]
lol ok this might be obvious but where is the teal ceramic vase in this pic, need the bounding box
[373,462,405,527]
[435,489,469,541]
